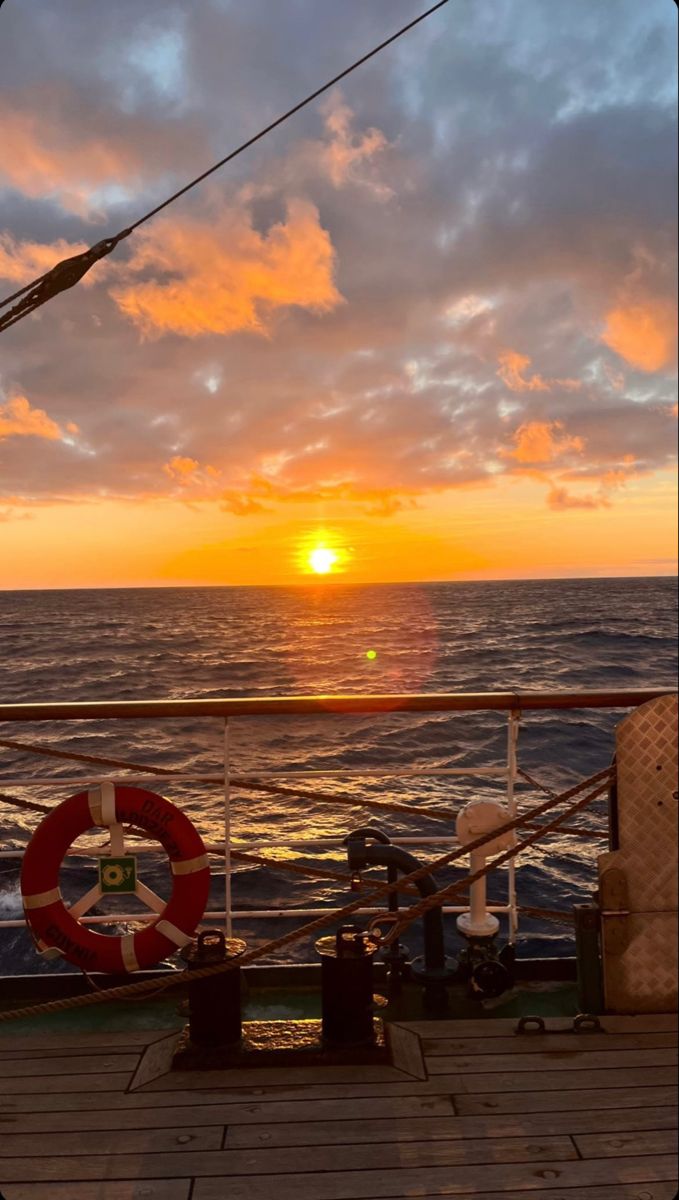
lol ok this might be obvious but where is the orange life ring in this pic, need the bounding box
[21,785,210,973]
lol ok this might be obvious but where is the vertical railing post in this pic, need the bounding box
[224,719,233,938]
[506,710,520,942]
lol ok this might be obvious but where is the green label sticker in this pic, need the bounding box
[99,856,137,894]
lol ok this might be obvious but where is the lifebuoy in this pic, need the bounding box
[21,784,210,973]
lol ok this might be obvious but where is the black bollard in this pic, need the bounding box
[315,925,379,1047]
[181,929,246,1048]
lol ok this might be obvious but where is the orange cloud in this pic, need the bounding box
[505,420,584,465]
[163,456,200,483]
[0,103,141,214]
[602,299,677,372]
[0,394,63,441]
[319,94,390,193]
[0,92,204,217]
[547,485,609,510]
[497,350,581,393]
[0,233,92,287]
[111,199,342,337]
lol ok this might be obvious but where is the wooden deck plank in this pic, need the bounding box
[574,1129,679,1159]
[284,1190,679,1200]
[446,1065,678,1093]
[5,1072,134,1094]
[5,1185,676,1200]
[0,1135,578,1182]
[225,1105,677,1148]
[0,1094,455,1135]
[0,1183,191,1200]
[426,1047,677,1075]
[0,1029,167,1052]
[0,1015,675,1200]
[0,1044,149,1060]
[423,1032,678,1056]
[191,1156,679,1199]
[400,1014,679,1037]
[0,1080,448,1113]
[0,1125,224,1159]
[2,1063,674,1107]
[1,1052,140,1077]
[455,1083,678,1115]
[145,1062,409,1089]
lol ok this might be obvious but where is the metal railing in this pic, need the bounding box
[0,689,669,945]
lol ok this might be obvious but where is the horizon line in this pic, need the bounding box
[1,571,677,594]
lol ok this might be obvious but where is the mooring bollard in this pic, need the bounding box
[315,925,379,1046]
[181,929,246,1047]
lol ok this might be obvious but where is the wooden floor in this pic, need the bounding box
[0,1013,676,1199]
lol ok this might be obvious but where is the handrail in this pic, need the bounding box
[0,687,671,722]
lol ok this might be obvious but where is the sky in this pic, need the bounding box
[0,0,677,588]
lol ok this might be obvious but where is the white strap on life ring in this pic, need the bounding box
[120,933,140,973]
[156,919,192,948]
[171,854,210,876]
[88,782,117,827]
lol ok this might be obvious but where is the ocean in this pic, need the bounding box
[0,576,676,973]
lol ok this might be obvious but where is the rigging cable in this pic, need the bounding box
[0,0,450,334]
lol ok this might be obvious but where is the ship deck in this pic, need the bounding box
[0,1012,676,1200]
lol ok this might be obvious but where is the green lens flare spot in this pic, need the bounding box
[366,649,377,660]
[99,856,137,894]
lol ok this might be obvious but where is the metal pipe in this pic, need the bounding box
[346,833,446,974]
[506,712,520,942]
[0,688,668,722]
[0,905,512,930]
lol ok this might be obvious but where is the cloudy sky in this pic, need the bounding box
[0,0,676,587]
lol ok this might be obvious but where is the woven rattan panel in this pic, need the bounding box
[599,693,678,1014]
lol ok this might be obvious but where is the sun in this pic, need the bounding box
[308,546,337,575]
[296,528,350,578]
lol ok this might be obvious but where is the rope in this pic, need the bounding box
[517,766,560,799]
[523,820,603,841]
[0,735,454,820]
[0,737,606,835]
[230,848,418,898]
[0,766,611,1023]
[233,776,453,821]
[519,904,574,925]
[0,737,178,775]
[0,791,51,816]
[0,1,450,333]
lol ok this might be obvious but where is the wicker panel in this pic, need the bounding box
[598,694,678,1013]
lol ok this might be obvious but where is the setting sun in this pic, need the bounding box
[308,546,337,574]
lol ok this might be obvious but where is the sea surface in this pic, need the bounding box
[0,577,676,974]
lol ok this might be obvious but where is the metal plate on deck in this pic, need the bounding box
[598,694,678,1013]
